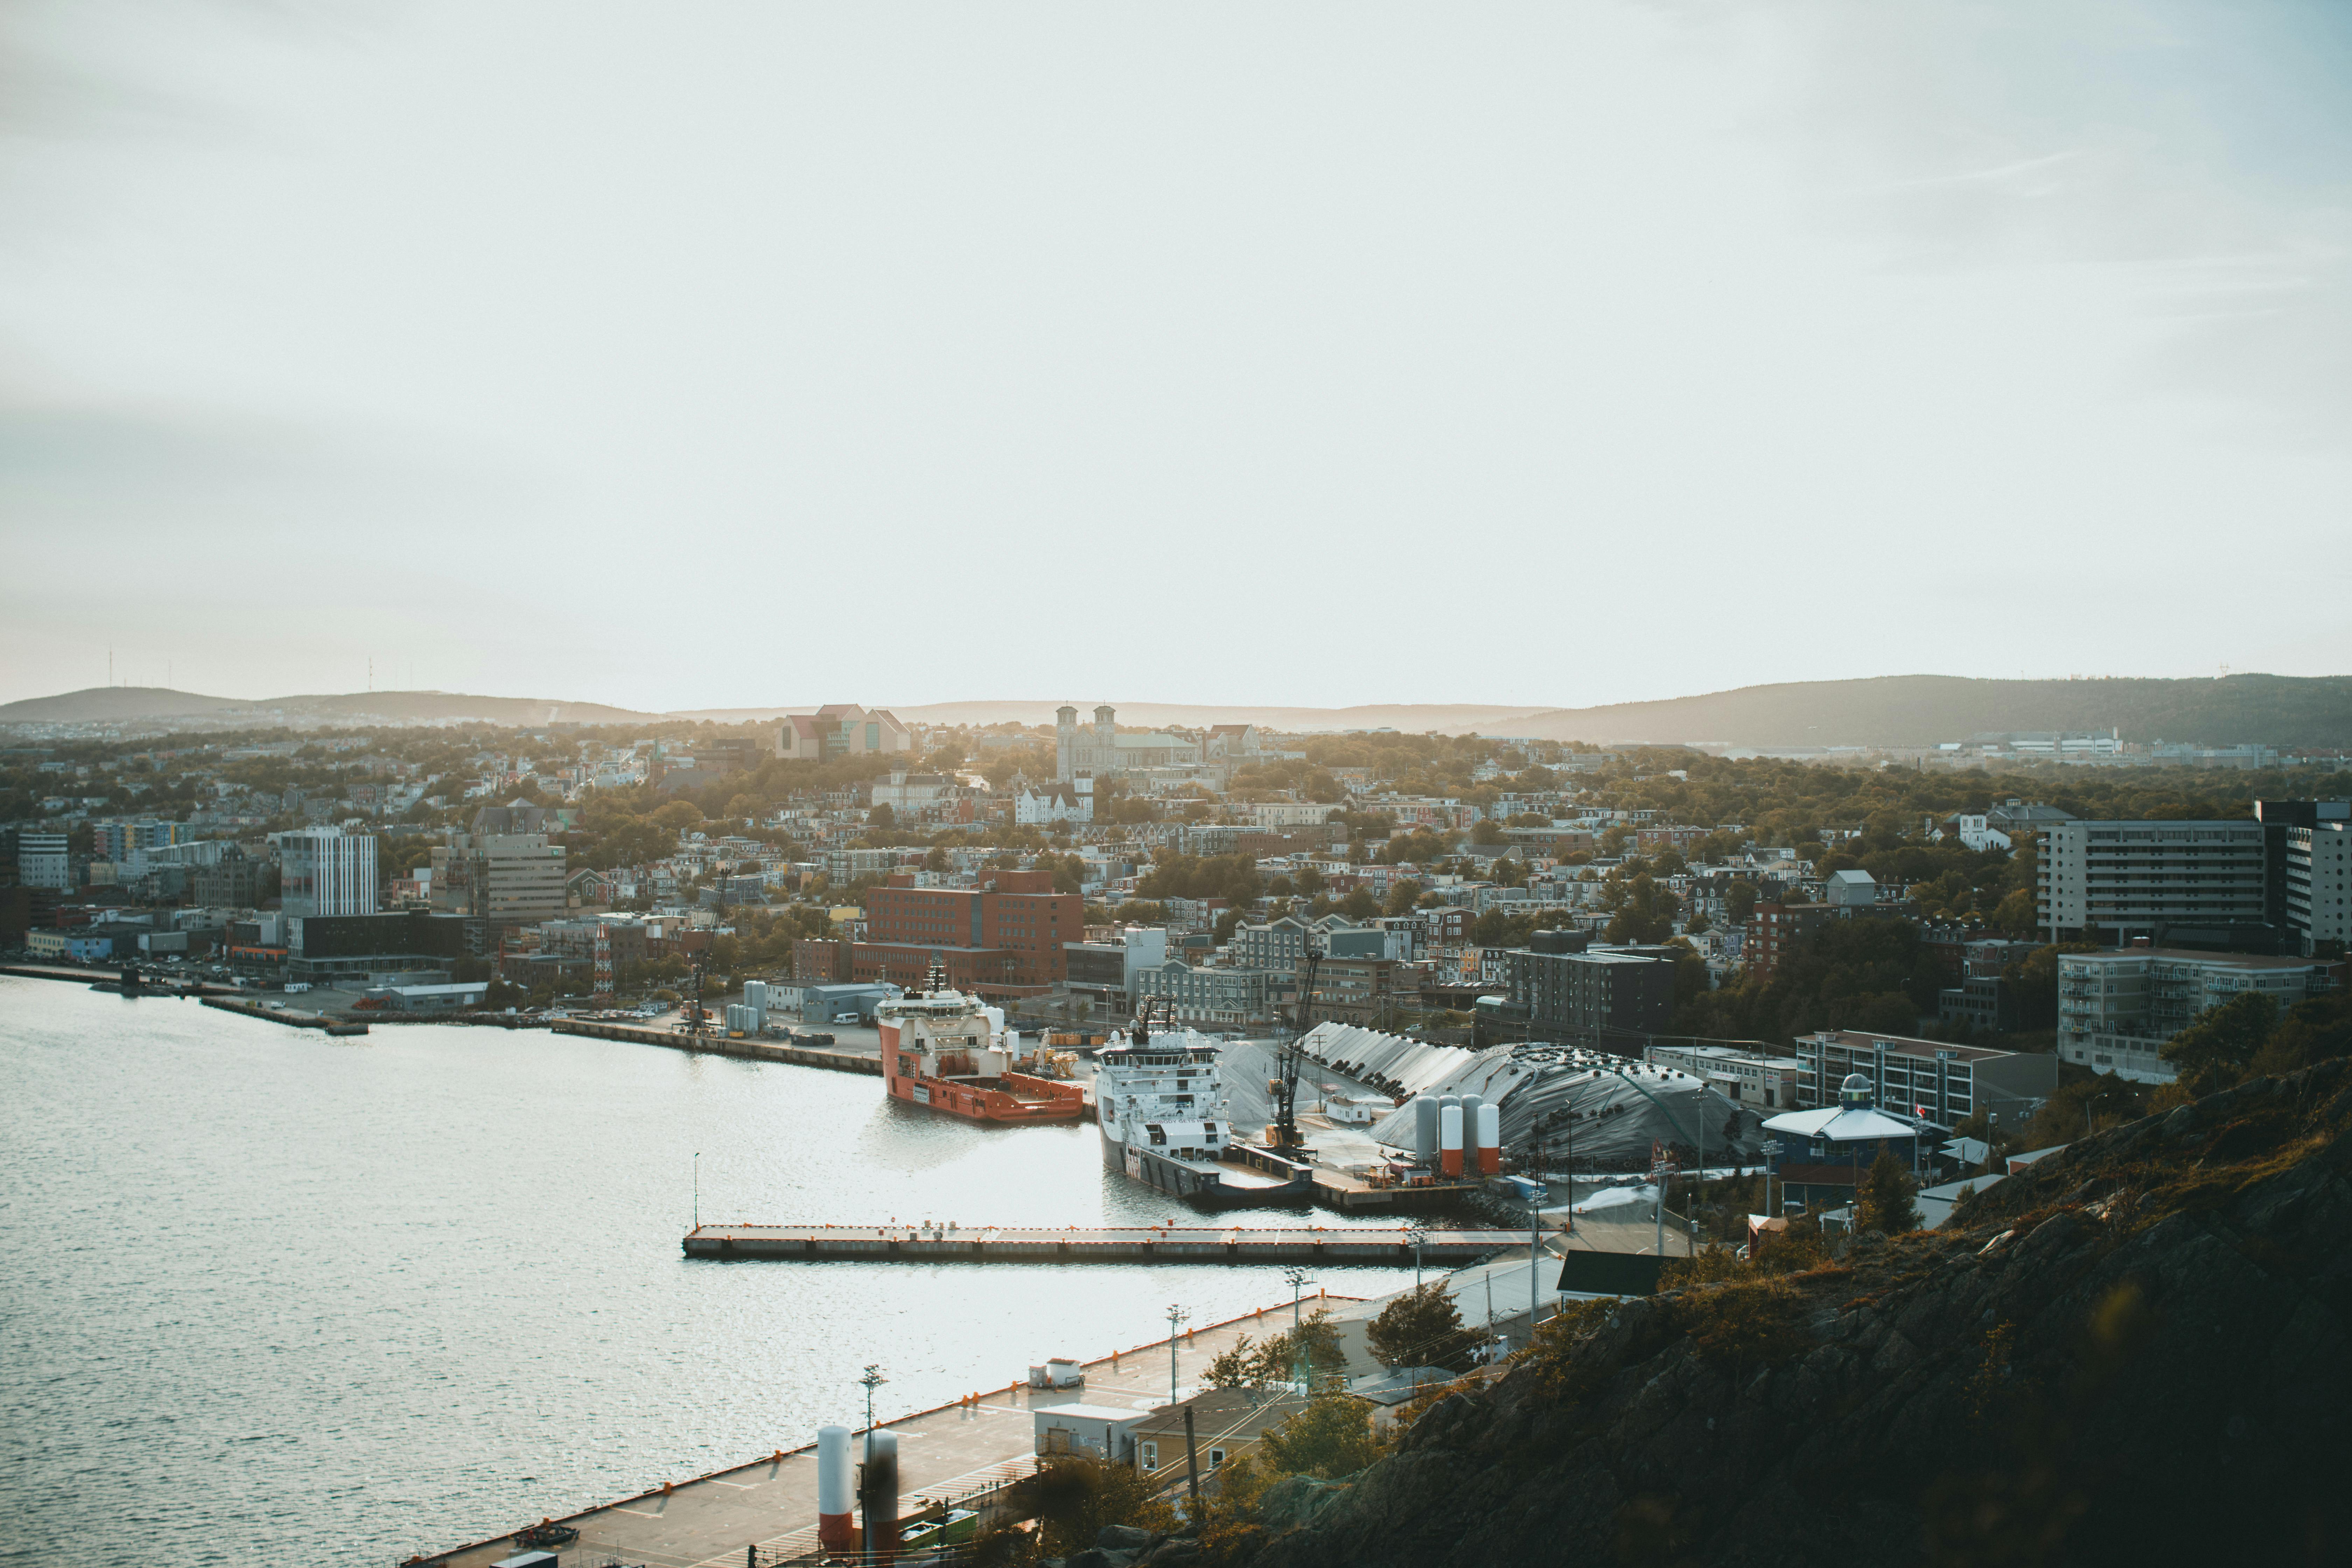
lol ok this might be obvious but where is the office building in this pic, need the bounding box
[1506,947,1674,1044]
[432,833,567,925]
[1646,1043,1801,1108]
[774,704,913,761]
[2056,947,2335,1083]
[1792,1030,2057,1123]
[278,827,379,918]
[13,831,70,891]
[192,845,271,909]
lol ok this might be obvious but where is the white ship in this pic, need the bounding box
[1095,1011,1311,1208]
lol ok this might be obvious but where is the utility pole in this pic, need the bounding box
[1166,1304,1186,1408]
[1529,1197,1543,1342]
[1283,1268,1311,1387]
[1183,1406,1203,1519]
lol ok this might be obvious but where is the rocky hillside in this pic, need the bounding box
[1230,1060,2352,1567]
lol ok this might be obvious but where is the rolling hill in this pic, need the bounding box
[1503,673,2352,750]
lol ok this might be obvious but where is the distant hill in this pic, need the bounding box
[0,687,656,726]
[7,676,2345,746]
[1503,674,2352,750]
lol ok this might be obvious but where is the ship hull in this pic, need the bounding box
[1117,1140,1314,1210]
[891,1070,1085,1125]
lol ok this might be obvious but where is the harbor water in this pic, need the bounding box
[0,978,1416,1566]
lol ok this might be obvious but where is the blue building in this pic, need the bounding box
[1763,1073,1934,1209]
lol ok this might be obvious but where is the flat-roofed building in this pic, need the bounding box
[2056,947,2336,1083]
[1647,1043,1801,1109]
[2037,819,2266,945]
[278,827,379,918]
[1793,1029,2057,1125]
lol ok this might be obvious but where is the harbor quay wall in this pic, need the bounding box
[421,1295,1364,1568]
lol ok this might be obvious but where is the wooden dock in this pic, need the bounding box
[684,1223,1518,1266]
[198,996,369,1036]
[552,1016,883,1073]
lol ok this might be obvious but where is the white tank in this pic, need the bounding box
[817,1424,852,1517]
[1439,1102,1464,1176]
[1476,1102,1502,1175]
[1459,1092,1485,1150]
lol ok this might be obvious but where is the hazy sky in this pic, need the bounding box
[3,1,2347,713]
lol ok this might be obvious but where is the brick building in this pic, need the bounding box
[1743,901,1830,981]
[855,870,1081,995]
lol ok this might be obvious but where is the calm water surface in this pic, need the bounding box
[0,978,1414,1566]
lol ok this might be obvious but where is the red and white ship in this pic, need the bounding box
[876,969,1087,1125]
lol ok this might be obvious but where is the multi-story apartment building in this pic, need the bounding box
[2056,947,2335,1083]
[2035,819,2266,944]
[277,827,379,918]
[1134,959,1272,1027]
[1646,1043,1801,1108]
[1505,947,1675,1044]
[1792,1030,2057,1123]
[2258,800,2351,953]
[856,870,1080,993]
[1743,902,1830,981]
[12,831,71,890]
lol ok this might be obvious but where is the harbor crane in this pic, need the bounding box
[1273,933,1324,1153]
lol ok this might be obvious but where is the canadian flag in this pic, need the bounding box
[1914,1104,1928,1118]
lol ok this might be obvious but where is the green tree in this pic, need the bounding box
[2161,990,2280,1097]
[1855,1145,1920,1235]
[1341,887,1380,921]
[1724,878,1758,924]
[1256,1387,1384,1480]
[1382,877,1424,917]
[1006,1453,1175,1560]
[1469,819,1507,846]
[1364,1282,1478,1373]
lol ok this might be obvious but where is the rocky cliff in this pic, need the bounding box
[1231,1059,2352,1568]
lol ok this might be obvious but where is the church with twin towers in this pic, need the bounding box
[1054,704,1262,782]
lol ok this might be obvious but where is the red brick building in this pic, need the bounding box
[855,870,1081,995]
[1743,902,1830,981]
[793,937,851,983]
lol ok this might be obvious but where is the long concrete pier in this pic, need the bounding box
[415,1298,1360,1568]
[198,995,370,1036]
[552,1017,883,1074]
[685,1223,1520,1267]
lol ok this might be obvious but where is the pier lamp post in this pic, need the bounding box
[1166,1304,1188,1408]
[1282,1268,1313,1389]
[1406,1220,1429,1292]
[859,1364,887,1461]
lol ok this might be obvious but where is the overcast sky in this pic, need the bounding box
[2,1,2347,714]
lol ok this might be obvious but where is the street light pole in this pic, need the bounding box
[1166,1304,1186,1408]
[860,1364,886,1462]
[1282,1267,1311,1387]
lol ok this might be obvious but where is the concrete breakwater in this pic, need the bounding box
[685,1223,1518,1267]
